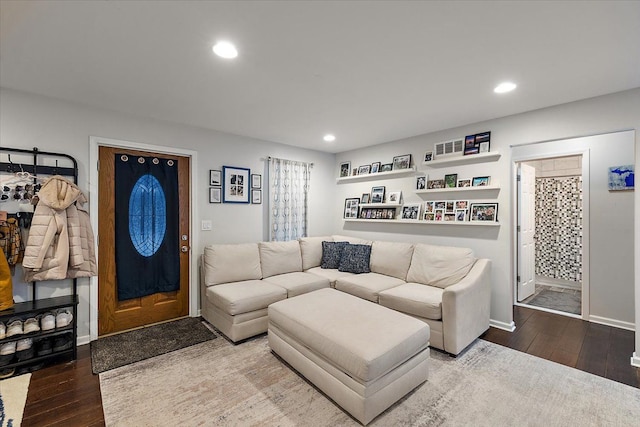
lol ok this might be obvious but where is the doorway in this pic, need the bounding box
[516,154,587,318]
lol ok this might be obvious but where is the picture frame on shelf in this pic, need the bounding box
[361,193,370,203]
[401,204,421,220]
[380,163,393,172]
[444,173,458,188]
[386,209,395,219]
[470,203,498,222]
[371,162,381,173]
[370,186,386,203]
[340,161,351,178]
[424,151,433,162]
[444,213,456,221]
[344,198,360,219]
[475,131,491,153]
[357,165,371,175]
[464,134,479,155]
[455,209,468,221]
[427,179,445,189]
[424,212,435,221]
[209,187,221,203]
[435,201,446,210]
[445,201,455,213]
[386,191,402,204]
[352,168,357,176]
[434,209,444,221]
[456,200,469,209]
[472,176,491,187]
[222,166,250,203]
[392,154,412,170]
[251,189,262,204]
[416,175,426,190]
[423,201,435,214]
[251,174,262,189]
[210,169,222,186]
[457,178,471,187]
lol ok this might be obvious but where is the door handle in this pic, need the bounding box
[181,245,190,253]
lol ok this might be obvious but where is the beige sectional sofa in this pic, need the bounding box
[201,235,491,355]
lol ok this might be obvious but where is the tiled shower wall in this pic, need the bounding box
[535,176,583,282]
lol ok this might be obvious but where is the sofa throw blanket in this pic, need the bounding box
[115,154,180,300]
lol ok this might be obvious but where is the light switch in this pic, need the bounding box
[201,220,212,231]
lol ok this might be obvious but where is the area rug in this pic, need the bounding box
[100,336,640,426]
[0,373,30,427]
[527,288,581,314]
[91,317,217,374]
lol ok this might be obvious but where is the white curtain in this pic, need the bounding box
[268,157,310,241]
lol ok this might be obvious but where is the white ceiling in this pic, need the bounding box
[1,1,639,153]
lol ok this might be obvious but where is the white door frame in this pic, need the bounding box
[511,149,590,320]
[88,136,199,341]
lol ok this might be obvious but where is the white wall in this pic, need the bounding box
[335,88,640,333]
[0,87,337,340]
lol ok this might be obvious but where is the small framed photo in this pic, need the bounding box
[371,162,381,173]
[472,176,491,187]
[445,201,455,213]
[209,187,221,203]
[464,134,479,155]
[251,189,262,204]
[423,201,435,214]
[444,213,456,221]
[455,209,468,221]
[251,174,262,189]
[470,203,498,222]
[352,168,357,176]
[340,161,351,178]
[386,191,402,204]
[424,151,433,162]
[380,163,393,172]
[361,193,370,203]
[358,165,371,175]
[458,178,471,187]
[416,175,427,190]
[475,131,491,153]
[444,173,458,188]
[424,212,435,221]
[223,166,250,203]
[401,204,421,220]
[435,201,446,210]
[370,186,386,203]
[434,209,445,221]
[344,198,360,219]
[210,169,222,186]
[456,200,469,210]
[427,179,445,189]
[392,154,412,170]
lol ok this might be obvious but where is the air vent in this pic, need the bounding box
[433,139,464,158]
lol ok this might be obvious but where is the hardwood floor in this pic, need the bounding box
[482,305,640,388]
[19,305,638,426]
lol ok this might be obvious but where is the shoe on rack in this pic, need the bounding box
[36,338,53,356]
[6,319,23,337]
[56,309,73,328]
[41,312,56,331]
[16,338,34,361]
[0,341,16,366]
[0,322,5,339]
[53,333,73,352]
[23,317,41,334]
[0,367,15,379]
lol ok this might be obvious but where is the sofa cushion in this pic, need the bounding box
[259,240,303,278]
[407,243,476,288]
[300,236,333,270]
[370,241,415,280]
[203,243,262,286]
[321,241,348,269]
[379,283,443,320]
[332,234,372,245]
[305,266,354,287]
[338,244,372,274]
[207,280,287,315]
[335,272,405,303]
[262,272,330,297]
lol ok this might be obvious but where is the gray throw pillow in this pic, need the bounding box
[321,241,348,269]
[338,244,371,274]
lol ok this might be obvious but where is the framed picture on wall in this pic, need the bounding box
[251,174,262,189]
[210,169,222,186]
[472,176,490,187]
[380,163,393,172]
[251,189,262,204]
[209,187,221,203]
[370,186,386,203]
[344,198,360,219]
[361,193,370,203]
[371,162,381,173]
[340,161,351,178]
[392,154,411,170]
[358,165,371,175]
[444,173,458,188]
[222,166,250,203]
[470,203,498,222]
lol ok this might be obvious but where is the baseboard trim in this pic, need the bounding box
[589,315,635,331]
[631,353,640,368]
[490,319,516,332]
[77,334,91,346]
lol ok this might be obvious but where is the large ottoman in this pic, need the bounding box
[268,288,430,425]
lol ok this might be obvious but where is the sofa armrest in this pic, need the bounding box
[441,258,491,355]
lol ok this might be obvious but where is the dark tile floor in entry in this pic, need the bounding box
[522,284,582,315]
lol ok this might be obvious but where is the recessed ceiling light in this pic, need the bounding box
[494,82,517,94]
[323,134,336,142]
[212,41,238,59]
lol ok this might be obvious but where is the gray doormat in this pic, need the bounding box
[526,289,581,315]
[91,317,216,374]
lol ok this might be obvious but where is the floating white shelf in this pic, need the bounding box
[359,203,402,208]
[415,185,500,195]
[336,167,416,183]
[422,152,501,168]
[344,219,500,226]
